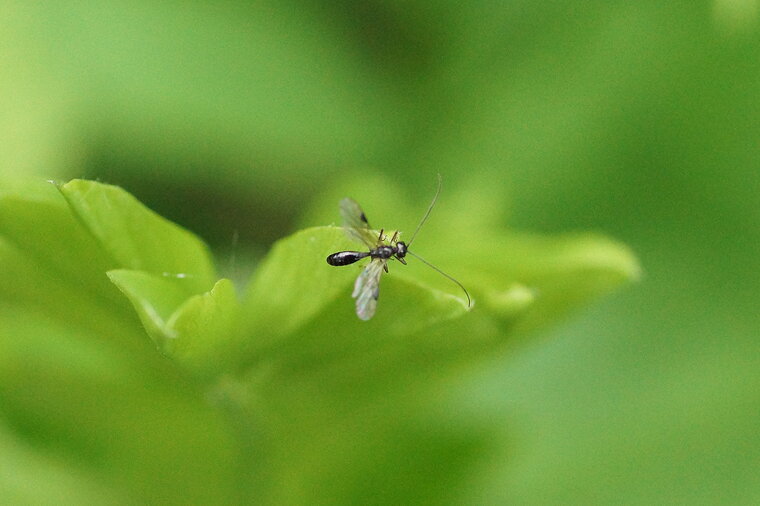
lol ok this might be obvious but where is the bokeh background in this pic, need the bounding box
[3,1,759,504]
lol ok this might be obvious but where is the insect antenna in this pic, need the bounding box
[406,250,472,308]
[407,173,442,247]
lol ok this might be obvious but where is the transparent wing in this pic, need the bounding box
[351,258,385,320]
[340,197,378,249]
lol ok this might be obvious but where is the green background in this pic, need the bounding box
[2,1,758,504]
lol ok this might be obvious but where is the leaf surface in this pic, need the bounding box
[60,179,216,293]
[109,270,242,374]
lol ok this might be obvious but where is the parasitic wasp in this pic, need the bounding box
[326,174,471,320]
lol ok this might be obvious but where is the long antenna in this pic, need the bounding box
[407,173,442,247]
[406,250,472,308]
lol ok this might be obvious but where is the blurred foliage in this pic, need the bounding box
[1,0,758,504]
[0,179,635,504]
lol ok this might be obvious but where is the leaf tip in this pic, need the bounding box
[483,283,537,317]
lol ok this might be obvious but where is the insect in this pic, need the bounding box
[326,174,471,320]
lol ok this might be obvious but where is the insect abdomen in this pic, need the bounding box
[326,251,369,266]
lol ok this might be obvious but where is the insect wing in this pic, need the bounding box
[352,258,385,320]
[340,197,378,249]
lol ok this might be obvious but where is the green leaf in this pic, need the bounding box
[234,209,639,503]
[0,181,146,348]
[242,226,470,356]
[0,308,241,505]
[240,221,639,365]
[241,230,638,395]
[108,270,242,374]
[0,177,641,505]
[106,270,197,347]
[0,180,241,504]
[59,179,216,293]
[301,174,639,334]
[434,231,642,336]
[167,278,242,367]
[0,181,121,303]
[0,424,117,505]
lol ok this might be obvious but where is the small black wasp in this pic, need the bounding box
[326,175,471,320]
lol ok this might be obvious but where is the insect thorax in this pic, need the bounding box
[372,245,394,259]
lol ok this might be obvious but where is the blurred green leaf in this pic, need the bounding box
[0,423,118,505]
[0,180,240,504]
[235,213,637,504]
[0,177,639,505]
[109,270,242,374]
[0,180,121,303]
[447,231,641,336]
[106,269,199,347]
[60,179,216,292]
[0,307,241,505]
[242,226,470,355]
[299,174,639,336]
[0,180,142,347]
